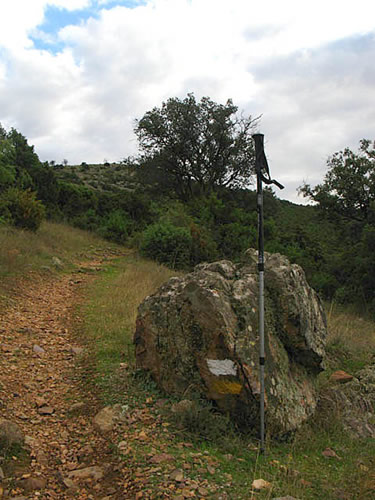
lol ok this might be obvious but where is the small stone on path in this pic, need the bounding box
[69,402,86,412]
[330,370,353,383]
[38,405,54,415]
[322,447,341,459]
[33,345,45,354]
[252,478,272,491]
[67,465,105,481]
[71,346,84,355]
[170,469,184,482]
[21,476,47,492]
[93,407,116,433]
[0,418,24,447]
[52,256,64,269]
[149,453,174,464]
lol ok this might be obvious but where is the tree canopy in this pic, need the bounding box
[300,139,375,223]
[135,93,258,199]
[300,139,375,307]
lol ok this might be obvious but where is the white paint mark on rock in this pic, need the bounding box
[207,359,237,376]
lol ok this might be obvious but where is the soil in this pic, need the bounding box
[0,253,137,499]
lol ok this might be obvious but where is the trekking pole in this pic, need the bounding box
[252,134,284,454]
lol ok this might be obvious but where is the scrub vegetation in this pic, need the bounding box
[0,94,374,497]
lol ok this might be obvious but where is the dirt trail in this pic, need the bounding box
[0,254,134,499]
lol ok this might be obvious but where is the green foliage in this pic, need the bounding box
[189,193,258,259]
[189,222,218,266]
[98,210,133,244]
[299,139,375,310]
[0,187,45,231]
[135,93,258,199]
[0,123,59,214]
[0,164,16,191]
[2,120,375,313]
[300,139,375,223]
[140,221,192,269]
[58,181,98,218]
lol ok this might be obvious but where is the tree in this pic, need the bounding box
[300,139,375,309]
[135,93,258,199]
[299,139,375,223]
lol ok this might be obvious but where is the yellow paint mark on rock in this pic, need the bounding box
[211,379,242,394]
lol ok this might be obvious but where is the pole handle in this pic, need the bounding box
[252,133,284,190]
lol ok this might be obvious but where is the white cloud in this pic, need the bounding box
[0,1,90,51]
[0,0,375,202]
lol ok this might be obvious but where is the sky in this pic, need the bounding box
[0,0,374,204]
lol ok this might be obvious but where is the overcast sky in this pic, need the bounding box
[0,0,374,203]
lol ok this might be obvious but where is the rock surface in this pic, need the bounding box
[330,370,353,384]
[0,418,24,449]
[252,478,272,490]
[21,476,47,492]
[93,404,127,433]
[67,465,105,481]
[319,363,375,438]
[134,250,327,436]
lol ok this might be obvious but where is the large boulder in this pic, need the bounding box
[134,250,327,436]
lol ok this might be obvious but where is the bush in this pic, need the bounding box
[0,188,45,231]
[189,222,218,266]
[98,210,133,244]
[72,208,100,232]
[140,221,192,269]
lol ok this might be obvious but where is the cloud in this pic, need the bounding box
[0,1,90,51]
[0,0,374,202]
[249,33,375,201]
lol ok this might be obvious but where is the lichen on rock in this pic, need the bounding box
[134,250,327,436]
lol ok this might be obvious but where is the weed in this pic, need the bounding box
[75,253,375,499]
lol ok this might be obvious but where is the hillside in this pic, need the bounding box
[52,162,140,193]
[1,122,374,315]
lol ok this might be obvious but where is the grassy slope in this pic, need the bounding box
[1,222,374,498]
[81,253,375,499]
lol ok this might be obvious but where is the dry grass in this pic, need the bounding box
[103,256,179,338]
[81,254,179,402]
[85,255,178,342]
[0,220,110,278]
[80,261,375,499]
[325,302,375,371]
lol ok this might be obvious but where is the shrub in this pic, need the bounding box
[0,188,45,231]
[140,221,192,269]
[189,222,218,266]
[218,222,257,259]
[98,210,133,244]
[72,208,100,232]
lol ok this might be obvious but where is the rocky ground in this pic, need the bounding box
[0,254,139,499]
[2,250,373,500]
[0,254,232,500]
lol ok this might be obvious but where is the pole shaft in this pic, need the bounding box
[254,133,266,454]
[257,179,265,453]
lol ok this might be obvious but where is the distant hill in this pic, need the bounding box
[52,162,140,193]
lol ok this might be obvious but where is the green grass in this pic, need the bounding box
[0,220,118,298]
[78,253,180,405]
[324,301,375,375]
[77,253,375,499]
